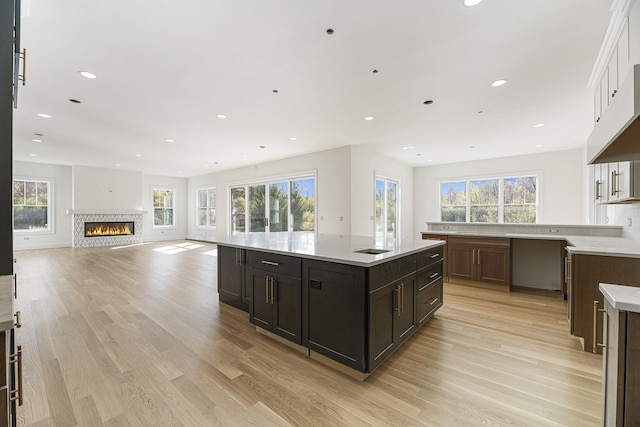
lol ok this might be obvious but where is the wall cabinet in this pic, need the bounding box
[568,253,640,354]
[247,251,302,344]
[593,161,640,204]
[602,298,640,426]
[448,236,511,291]
[217,246,248,311]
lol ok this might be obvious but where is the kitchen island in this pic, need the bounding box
[214,233,445,376]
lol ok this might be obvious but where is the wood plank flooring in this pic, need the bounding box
[13,241,602,426]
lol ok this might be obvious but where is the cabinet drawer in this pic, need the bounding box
[246,250,302,278]
[416,280,443,325]
[369,254,416,292]
[416,245,444,269]
[417,262,442,292]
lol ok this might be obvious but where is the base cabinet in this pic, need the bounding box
[0,329,19,427]
[421,234,448,280]
[448,236,511,290]
[602,299,640,425]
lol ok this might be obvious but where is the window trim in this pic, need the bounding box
[437,171,542,224]
[12,177,54,234]
[196,186,217,229]
[152,187,176,228]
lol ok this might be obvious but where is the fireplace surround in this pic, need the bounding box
[73,213,143,248]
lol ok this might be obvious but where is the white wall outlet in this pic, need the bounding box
[628,218,633,226]
[549,229,559,233]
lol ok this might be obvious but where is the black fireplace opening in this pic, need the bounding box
[84,221,135,237]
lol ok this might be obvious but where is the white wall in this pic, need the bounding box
[142,174,188,241]
[187,146,352,240]
[13,161,73,250]
[606,204,640,241]
[350,145,415,240]
[72,165,143,211]
[413,148,586,232]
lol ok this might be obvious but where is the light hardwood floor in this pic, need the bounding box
[13,241,602,426]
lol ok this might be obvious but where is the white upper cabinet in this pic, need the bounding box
[594,163,609,203]
[618,18,630,85]
[608,161,640,203]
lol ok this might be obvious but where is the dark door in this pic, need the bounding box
[218,246,242,300]
[369,282,396,372]
[248,267,272,330]
[395,275,416,345]
[448,243,474,281]
[273,274,301,344]
[476,246,509,284]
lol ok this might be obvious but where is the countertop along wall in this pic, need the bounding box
[413,148,586,233]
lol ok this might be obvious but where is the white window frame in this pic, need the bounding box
[437,172,542,224]
[196,186,217,229]
[374,174,400,240]
[228,170,317,235]
[152,187,176,228]
[12,177,54,234]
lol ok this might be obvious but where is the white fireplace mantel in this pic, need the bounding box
[67,209,148,215]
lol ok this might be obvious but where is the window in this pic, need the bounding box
[13,179,51,232]
[197,187,216,227]
[153,188,175,227]
[375,177,399,239]
[230,175,315,235]
[439,174,539,223]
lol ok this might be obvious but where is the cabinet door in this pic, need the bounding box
[218,246,242,300]
[594,82,602,126]
[273,274,302,344]
[618,18,630,86]
[476,246,510,286]
[608,47,619,101]
[594,163,608,203]
[395,276,416,345]
[600,70,609,117]
[247,267,273,330]
[369,282,396,372]
[448,243,474,281]
[614,161,631,200]
[602,300,625,427]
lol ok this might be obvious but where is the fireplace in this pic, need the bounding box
[84,221,135,237]
[72,212,144,248]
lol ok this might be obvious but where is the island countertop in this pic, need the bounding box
[210,233,445,267]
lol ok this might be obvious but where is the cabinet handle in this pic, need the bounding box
[596,117,600,123]
[429,253,439,259]
[477,250,480,266]
[13,273,17,299]
[9,345,23,406]
[265,277,270,303]
[429,272,438,279]
[270,277,275,305]
[401,284,405,314]
[592,301,606,353]
[14,311,21,328]
[261,260,279,267]
[472,249,475,265]
[429,297,439,306]
[564,257,568,284]
[595,180,601,200]
[611,89,617,97]
[394,287,400,315]
[19,48,26,86]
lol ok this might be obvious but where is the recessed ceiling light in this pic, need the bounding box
[326,28,334,35]
[79,71,97,79]
[492,79,507,87]
[135,154,142,157]
[416,153,422,157]
[372,69,379,74]
[534,123,545,128]
[177,171,182,174]
[478,110,484,114]
[216,114,227,119]
[423,100,434,105]
[115,164,121,167]
[536,144,544,148]
[242,154,248,158]
[204,164,209,167]
[34,133,43,136]
[37,113,52,118]
[32,139,42,143]
[290,137,297,141]
[28,153,37,157]
[259,145,266,149]
[364,116,374,121]
[214,161,219,165]
[427,159,433,162]
[165,139,175,143]
[272,89,279,93]
[68,99,81,104]
[402,145,415,150]
[470,145,476,149]
[463,0,483,6]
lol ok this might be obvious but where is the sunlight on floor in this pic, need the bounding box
[153,242,207,255]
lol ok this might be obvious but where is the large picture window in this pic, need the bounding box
[13,179,51,232]
[375,176,399,239]
[153,188,175,227]
[230,175,315,235]
[440,174,539,224]
[197,187,216,227]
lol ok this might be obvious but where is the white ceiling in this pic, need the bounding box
[13,0,612,178]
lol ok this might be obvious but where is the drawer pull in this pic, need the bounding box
[261,260,280,267]
[265,277,270,303]
[429,273,438,279]
[14,311,21,328]
[592,300,606,353]
[9,345,23,406]
[428,297,439,306]
[429,253,440,259]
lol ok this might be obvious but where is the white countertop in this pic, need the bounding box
[600,283,640,313]
[421,228,640,259]
[210,233,445,267]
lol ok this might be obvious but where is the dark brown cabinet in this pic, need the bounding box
[602,299,640,426]
[217,246,248,311]
[448,236,511,291]
[568,254,640,354]
[421,234,448,280]
[247,251,302,345]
